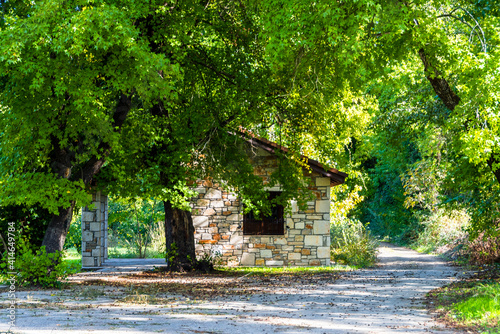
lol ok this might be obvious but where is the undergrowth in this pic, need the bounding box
[330,217,379,268]
[428,269,500,334]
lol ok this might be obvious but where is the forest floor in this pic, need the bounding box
[0,243,467,333]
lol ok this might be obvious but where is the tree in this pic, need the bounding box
[255,0,500,233]
[1,0,363,267]
[0,0,179,255]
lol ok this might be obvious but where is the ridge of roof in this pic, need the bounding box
[239,130,348,186]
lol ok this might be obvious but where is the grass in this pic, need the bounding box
[218,264,354,276]
[108,246,164,259]
[427,264,500,334]
[453,283,500,325]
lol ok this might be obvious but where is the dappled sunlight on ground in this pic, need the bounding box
[1,243,464,333]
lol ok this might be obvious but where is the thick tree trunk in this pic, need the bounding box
[41,202,76,255]
[418,48,500,182]
[164,201,196,271]
[41,93,132,255]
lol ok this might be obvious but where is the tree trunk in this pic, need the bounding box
[41,202,76,255]
[41,93,132,256]
[164,201,196,271]
[418,48,500,182]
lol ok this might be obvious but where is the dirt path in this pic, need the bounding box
[1,243,463,333]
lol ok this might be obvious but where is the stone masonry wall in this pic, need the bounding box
[81,192,108,268]
[192,147,331,266]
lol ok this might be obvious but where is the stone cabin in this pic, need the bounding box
[80,135,347,268]
[191,135,347,267]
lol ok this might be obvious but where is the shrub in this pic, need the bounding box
[1,238,77,288]
[330,217,378,268]
[411,209,470,254]
[466,231,500,265]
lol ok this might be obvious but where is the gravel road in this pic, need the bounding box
[1,243,463,333]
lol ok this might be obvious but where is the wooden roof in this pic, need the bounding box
[241,132,348,186]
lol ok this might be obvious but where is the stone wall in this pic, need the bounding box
[81,192,108,268]
[192,147,331,266]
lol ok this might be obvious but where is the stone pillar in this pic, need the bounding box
[81,191,108,268]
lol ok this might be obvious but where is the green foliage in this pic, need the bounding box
[411,209,470,254]
[108,197,164,258]
[64,212,82,253]
[1,239,76,288]
[0,205,52,255]
[330,217,379,268]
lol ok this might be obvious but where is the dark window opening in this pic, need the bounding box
[243,192,284,235]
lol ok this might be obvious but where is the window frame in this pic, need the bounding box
[243,191,285,236]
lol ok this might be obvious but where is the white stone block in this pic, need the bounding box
[266,260,284,266]
[288,252,301,260]
[291,200,298,213]
[193,216,209,228]
[286,218,294,229]
[240,253,255,266]
[194,187,207,194]
[273,237,287,245]
[313,221,330,235]
[315,200,330,213]
[211,200,224,208]
[304,235,323,246]
[260,249,272,258]
[295,222,305,229]
[316,177,331,186]
[205,188,222,199]
[317,247,330,259]
[230,235,243,245]
[227,214,241,221]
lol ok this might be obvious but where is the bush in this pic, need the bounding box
[411,209,470,254]
[330,217,379,268]
[1,238,76,288]
[64,212,82,253]
[466,231,500,265]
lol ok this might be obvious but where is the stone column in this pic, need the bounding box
[81,191,108,268]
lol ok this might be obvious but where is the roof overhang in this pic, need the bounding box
[241,132,348,186]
